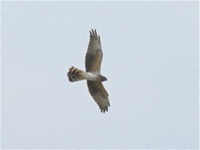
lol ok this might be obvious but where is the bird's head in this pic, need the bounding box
[100,75,107,82]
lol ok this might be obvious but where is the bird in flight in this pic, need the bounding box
[67,29,110,113]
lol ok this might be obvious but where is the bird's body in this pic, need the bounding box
[82,72,101,81]
[67,29,110,113]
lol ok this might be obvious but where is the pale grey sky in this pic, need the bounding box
[1,1,199,149]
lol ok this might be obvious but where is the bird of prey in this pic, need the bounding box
[67,29,110,113]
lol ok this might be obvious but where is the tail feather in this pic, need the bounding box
[67,66,85,82]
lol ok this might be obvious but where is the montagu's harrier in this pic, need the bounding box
[67,29,110,113]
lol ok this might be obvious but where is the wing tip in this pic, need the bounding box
[93,97,110,113]
[100,108,108,113]
[89,29,98,39]
[100,103,110,113]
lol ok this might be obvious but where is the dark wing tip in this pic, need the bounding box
[89,29,98,39]
[100,109,107,113]
[95,100,109,113]
[98,35,101,41]
[89,31,92,35]
[100,105,109,113]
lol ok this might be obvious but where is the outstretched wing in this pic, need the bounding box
[85,29,103,73]
[87,81,110,113]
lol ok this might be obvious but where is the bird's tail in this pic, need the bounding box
[67,66,85,82]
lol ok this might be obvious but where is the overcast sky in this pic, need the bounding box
[1,1,199,149]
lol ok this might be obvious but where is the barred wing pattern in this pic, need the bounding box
[85,29,103,73]
[87,81,110,113]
